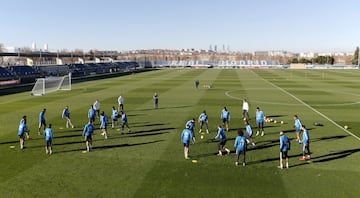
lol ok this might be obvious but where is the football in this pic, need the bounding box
[200,135,204,139]
[344,125,348,129]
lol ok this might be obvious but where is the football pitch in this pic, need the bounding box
[1,69,360,197]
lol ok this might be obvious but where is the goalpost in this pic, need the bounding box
[31,73,72,96]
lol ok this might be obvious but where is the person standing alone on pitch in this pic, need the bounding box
[221,107,230,132]
[118,95,124,111]
[294,115,302,144]
[242,99,250,120]
[279,131,290,169]
[214,124,230,156]
[18,115,29,149]
[38,108,46,135]
[62,105,74,128]
[195,80,200,90]
[198,111,209,134]
[44,124,54,155]
[255,107,265,136]
[83,120,95,152]
[299,125,311,161]
[181,125,193,159]
[234,129,247,166]
[153,93,159,109]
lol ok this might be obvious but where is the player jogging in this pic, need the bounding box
[294,115,302,143]
[255,107,265,136]
[62,106,74,128]
[234,129,247,166]
[88,105,96,123]
[245,120,256,148]
[214,124,230,156]
[38,108,46,135]
[181,126,193,159]
[83,120,95,152]
[299,125,311,161]
[120,111,131,134]
[221,107,230,132]
[44,124,54,155]
[279,131,290,169]
[18,115,29,149]
[100,111,109,140]
[186,118,196,143]
[242,99,250,120]
[195,80,199,90]
[198,111,209,134]
[111,106,119,129]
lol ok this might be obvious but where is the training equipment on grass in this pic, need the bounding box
[344,125,348,129]
[200,135,204,139]
[31,73,72,96]
[9,146,15,149]
[191,160,198,163]
[281,121,284,124]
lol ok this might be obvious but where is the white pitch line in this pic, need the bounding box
[250,70,360,141]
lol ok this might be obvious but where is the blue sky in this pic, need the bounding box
[1,0,360,52]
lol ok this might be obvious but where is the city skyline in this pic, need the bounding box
[1,0,360,52]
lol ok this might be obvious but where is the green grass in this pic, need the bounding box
[1,69,360,197]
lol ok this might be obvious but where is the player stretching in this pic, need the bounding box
[245,120,256,148]
[44,124,54,155]
[221,107,230,132]
[18,115,29,149]
[181,125,193,159]
[120,111,131,134]
[186,118,196,143]
[83,120,95,152]
[299,125,311,160]
[88,105,96,123]
[111,106,119,129]
[198,111,209,134]
[38,108,46,135]
[214,124,230,156]
[242,99,250,120]
[62,106,74,128]
[100,111,109,140]
[234,129,247,166]
[294,115,302,143]
[255,107,265,136]
[279,131,290,169]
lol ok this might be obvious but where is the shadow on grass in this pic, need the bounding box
[133,123,165,127]
[136,105,193,111]
[57,139,165,153]
[267,115,288,118]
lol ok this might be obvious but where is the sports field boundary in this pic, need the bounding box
[250,70,360,141]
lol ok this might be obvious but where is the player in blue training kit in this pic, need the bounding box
[245,120,256,148]
[44,124,54,155]
[279,131,290,169]
[198,111,209,134]
[214,124,230,156]
[18,115,29,149]
[62,105,74,128]
[83,120,95,152]
[221,107,230,132]
[100,111,109,140]
[299,125,311,160]
[234,129,247,166]
[294,115,302,143]
[186,118,196,143]
[38,108,46,135]
[255,107,266,136]
[120,111,131,134]
[111,106,119,129]
[181,126,193,159]
[88,105,96,123]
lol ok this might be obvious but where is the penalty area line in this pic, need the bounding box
[250,70,360,141]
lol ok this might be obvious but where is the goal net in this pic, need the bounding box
[31,73,72,96]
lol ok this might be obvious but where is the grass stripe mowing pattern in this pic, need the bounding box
[0,69,360,197]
